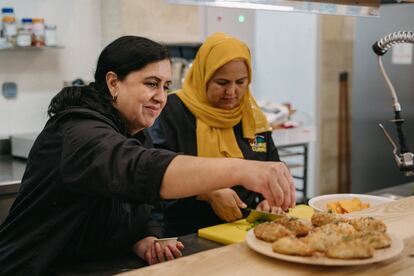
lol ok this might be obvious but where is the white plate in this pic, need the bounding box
[308,194,393,213]
[245,229,404,266]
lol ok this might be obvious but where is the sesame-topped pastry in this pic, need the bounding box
[311,212,349,227]
[272,236,314,256]
[276,216,312,237]
[349,217,387,233]
[325,238,374,259]
[357,231,391,249]
[254,222,294,242]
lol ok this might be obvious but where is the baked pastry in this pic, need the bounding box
[272,236,314,256]
[254,222,293,242]
[325,239,374,259]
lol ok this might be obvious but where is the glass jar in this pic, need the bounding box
[16,28,31,47]
[31,18,45,47]
[2,15,17,46]
[1,8,16,46]
[21,18,32,31]
[45,24,57,47]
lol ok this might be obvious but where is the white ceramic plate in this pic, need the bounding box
[245,229,404,266]
[308,194,393,213]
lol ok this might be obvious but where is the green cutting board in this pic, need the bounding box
[197,205,314,245]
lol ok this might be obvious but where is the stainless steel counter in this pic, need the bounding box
[0,156,26,186]
[0,156,25,223]
[368,182,414,198]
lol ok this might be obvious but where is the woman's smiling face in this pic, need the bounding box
[108,59,172,134]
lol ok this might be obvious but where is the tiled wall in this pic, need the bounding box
[0,0,102,138]
[101,0,202,45]
[317,15,355,194]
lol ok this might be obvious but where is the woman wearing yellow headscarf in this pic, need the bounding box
[151,33,295,236]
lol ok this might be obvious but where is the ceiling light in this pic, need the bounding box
[165,0,380,17]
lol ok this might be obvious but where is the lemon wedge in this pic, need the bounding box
[287,204,314,220]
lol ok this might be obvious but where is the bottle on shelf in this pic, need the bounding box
[31,18,45,47]
[1,7,17,47]
[16,27,31,47]
[21,18,32,32]
[45,24,57,47]
[16,18,32,47]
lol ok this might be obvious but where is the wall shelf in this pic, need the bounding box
[0,45,64,51]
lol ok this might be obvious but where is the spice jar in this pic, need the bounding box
[16,27,31,47]
[31,18,45,47]
[45,24,57,46]
[2,16,17,46]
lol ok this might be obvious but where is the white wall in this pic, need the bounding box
[201,6,255,50]
[0,0,102,138]
[253,11,319,197]
[253,11,318,121]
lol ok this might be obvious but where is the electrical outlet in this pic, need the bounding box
[2,82,17,99]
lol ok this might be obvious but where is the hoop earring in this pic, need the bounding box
[112,93,118,102]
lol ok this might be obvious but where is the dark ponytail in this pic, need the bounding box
[48,36,171,117]
[48,86,83,117]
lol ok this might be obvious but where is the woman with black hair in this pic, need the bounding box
[0,36,294,275]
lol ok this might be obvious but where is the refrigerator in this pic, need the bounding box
[351,4,414,193]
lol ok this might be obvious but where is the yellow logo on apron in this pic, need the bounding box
[249,135,267,152]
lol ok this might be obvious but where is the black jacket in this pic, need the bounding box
[149,94,280,236]
[0,108,177,275]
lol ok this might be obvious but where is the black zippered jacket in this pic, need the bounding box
[0,108,177,275]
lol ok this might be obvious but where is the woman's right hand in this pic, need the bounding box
[256,199,285,214]
[239,161,296,211]
[198,188,247,222]
[161,156,296,210]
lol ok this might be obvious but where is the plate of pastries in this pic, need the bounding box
[246,212,404,266]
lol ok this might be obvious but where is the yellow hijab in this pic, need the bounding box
[176,32,270,158]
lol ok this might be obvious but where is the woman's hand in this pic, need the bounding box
[198,188,247,222]
[161,156,296,210]
[240,161,296,210]
[132,236,184,265]
[256,199,286,214]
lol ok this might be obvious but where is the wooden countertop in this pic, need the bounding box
[120,196,414,276]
